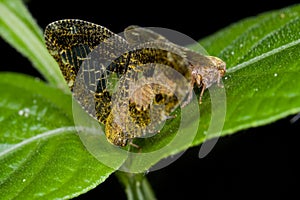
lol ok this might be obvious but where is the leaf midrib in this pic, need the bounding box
[227,37,300,73]
[0,127,76,157]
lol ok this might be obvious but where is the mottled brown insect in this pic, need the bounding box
[124,26,226,105]
[44,19,226,147]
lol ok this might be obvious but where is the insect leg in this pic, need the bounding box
[199,83,206,104]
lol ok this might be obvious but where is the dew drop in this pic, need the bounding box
[224,75,231,80]
[231,51,235,55]
[24,108,30,117]
[280,13,285,18]
[254,88,259,92]
[18,110,24,116]
[22,179,26,182]
[274,73,278,77]
[18,108,30,117]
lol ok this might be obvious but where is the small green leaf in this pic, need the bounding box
[0,0,68,91]
[0,73,116,200]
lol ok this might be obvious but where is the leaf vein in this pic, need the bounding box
[227,38,300,73]
[0,127,76,158]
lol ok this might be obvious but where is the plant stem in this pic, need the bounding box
[115,172,156,200]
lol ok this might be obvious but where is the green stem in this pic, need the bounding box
[116,172,156,200]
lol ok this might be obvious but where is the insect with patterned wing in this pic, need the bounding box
[44,19,226,147]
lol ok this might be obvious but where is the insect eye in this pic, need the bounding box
[219,69,226,77]
[197,74,202,81]
[155,94,164,103]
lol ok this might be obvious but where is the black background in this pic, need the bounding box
[1,0,299,199]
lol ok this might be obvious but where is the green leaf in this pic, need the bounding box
[197,4,300,138]
[0,73,116,200]
[0,0,68,91]
[2,2,300,199]
[114,4,300,171]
